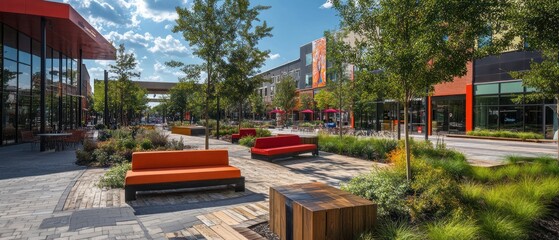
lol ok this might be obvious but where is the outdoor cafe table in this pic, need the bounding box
[37,133,72,151]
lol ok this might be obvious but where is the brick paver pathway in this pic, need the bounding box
[0,131,383,239]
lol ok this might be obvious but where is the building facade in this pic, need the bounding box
[257,37,557,138]
[0,0,115,146]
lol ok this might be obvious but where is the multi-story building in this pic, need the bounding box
[0,0,115,146]
[257,37,556,138]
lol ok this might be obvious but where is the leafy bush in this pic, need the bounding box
[166,137,185,150]
[92,149,109,166]
[109,154,127,164]
[318,134,398,161]
[467,129,544,140]
[120,138,136,150]
[98,162,131,189]
[145,131,167,147]
[239,136,256,147]
[140,139,153,150]
[299,122,314,128]
[75,149,93,165]
[82,139,98,152]
[342,169,410,218]
[95,123,106,130]
[97,130,112,141]
[241,121,255,128]
[256,128,271,137]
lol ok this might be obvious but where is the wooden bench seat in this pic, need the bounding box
[250,135,318,161]
[124,150,244,201]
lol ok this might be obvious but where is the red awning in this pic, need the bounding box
[0,0,116,60]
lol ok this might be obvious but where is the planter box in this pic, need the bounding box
[270,182,377,240]
[171,126,207,136]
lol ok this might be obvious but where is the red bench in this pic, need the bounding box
[250,135,318,161]
[232,128,257,143]
[124,150,245,201]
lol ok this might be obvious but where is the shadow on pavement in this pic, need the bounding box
[0,143,84,180]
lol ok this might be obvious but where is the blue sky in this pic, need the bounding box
[54,0,340,84]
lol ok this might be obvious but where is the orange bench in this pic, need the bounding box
[231,128,257,143]
[250,135,318,161]
[124,150,245,201]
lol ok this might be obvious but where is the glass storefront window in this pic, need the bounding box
[500,94,522,105]
[525,106,542,133]
[3,26,17,61]
[475,83,499,95]
[18,63,31,133]
[499,106,523,131]
[475,95,498,106]
[474,105,499,130]
[18,32,31,65]
[2,60,18,144]
[500,81,523,94]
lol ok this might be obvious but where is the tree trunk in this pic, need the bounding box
[404,101,412,181]
[556,97,559,160]
[205,64,211,150]
[238,102,242,132]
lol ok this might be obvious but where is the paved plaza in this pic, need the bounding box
[0,130,555,239]
[0,132,381,239]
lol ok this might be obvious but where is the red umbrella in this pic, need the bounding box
[300,109,314,113]
[269,109,285,114]
[323,108,340,113]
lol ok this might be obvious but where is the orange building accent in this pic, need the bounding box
[466,84,474,132]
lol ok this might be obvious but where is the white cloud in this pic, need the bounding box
[94,60,112,66]
[320,0,333,9]
[144,75,162,82]
[154,61,167,72]
[105,31,154,47]
[164,24,173,30]
[131,0,186,23]
[269,53,280,60]
[148,35,188,55]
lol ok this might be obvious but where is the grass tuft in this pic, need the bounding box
[427,217,479,240]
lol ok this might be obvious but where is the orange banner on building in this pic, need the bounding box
[312,37,326,88]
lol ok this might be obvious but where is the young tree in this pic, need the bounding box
[174,0,234,149]
[168,80,198,124]
[509,0,559,158]
[248,93,265,120]
[314,90,336,112]
[273,76,297,126]
[333,0,510,180]
[221,0,272,131]
[108,44,144,126]
[325,30,354,138]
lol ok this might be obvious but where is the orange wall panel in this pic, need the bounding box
[433,61,473,96]
[466,84,474,132]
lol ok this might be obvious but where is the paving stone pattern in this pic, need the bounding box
[0,131,382,239]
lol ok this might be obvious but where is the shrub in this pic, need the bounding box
[97,130,112,141]
[82,139,98,152]
[239,136,256,147]
[92,149,109,166]
[98,162,131,189]
[166,137,185,150]
[109,154,127,164]
[241,121,255,128]
[318,134,398,161]
[341,169,410,218]
[120,138,136,150]
[256,128,271,137]
[95,123,106,130]
[75,149,93,165]
[140,139,153,150]
[467,129,543,140]
[145,131,168,147]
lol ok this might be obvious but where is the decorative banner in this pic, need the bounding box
[312,37,326,88]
